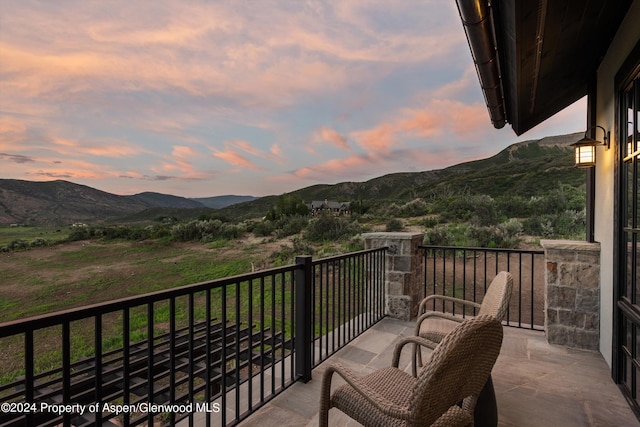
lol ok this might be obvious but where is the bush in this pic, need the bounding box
[170,219,243,242]
[528,185,586,216]
[424,226,455,247]
[305,213,362,242]
[252,221,275,237]
[385,218,404,232]
[439,194,498,226]
[467,219,523,248]
[219,223,244,240]
[523,209,585,238]
[8,239,29,251]
[67,228,91,242]
[398,199,427,217]
[275,215,308,238]
[496,195,531,217]
[30,238,48,248]
[422,216,440,228]
[270,237,315,266]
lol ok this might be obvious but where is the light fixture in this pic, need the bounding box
[570,125,610,168]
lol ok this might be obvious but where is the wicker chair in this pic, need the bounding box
[415,271,513,349]
[319,315,503,427]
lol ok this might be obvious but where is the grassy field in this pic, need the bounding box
[0,238,279,322]
[0,225,69,246]
[0,233,369,384]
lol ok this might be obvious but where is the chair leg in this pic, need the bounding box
[319,367,336,427]
[473,376,497,427]
[319,408,329,427]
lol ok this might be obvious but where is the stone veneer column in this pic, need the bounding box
[362,232,424,321]
[541,240,600,350]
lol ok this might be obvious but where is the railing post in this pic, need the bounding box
[295,255,313,382]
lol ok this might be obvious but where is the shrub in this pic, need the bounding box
[496,195,531,217]
[528,185,586,216]
[219,223,244,240]
[467,219,523,248]
[342,237,365,252]
[252,221,274,237]
[305,213,361,242]
[424,226,455,247]
[523,209,585,238]
[67,227,91,242]
[170,219,241,242]
[439,194,498,225]
[8,239,29,251]
[385,218,404,232]
[398,199,427,217]
[30,238,48,248]
[270,237,315,266]
[275,215,308,238]
[422,216,440,228]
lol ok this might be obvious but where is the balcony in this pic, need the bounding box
[241,317,637,426]
[0,233,636,426]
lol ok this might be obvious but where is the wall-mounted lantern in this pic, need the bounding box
[570,125,610,168]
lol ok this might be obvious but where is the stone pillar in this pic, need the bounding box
[362,232,424,321]
[541,240,600,350]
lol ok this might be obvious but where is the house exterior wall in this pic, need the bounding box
[594,0,640,368]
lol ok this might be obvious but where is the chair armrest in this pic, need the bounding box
[321,363,411,420]
[392,336,438,368]
[414,311,466,337]
[418,295,482,315]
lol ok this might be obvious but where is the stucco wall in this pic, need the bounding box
[595,0,640,368]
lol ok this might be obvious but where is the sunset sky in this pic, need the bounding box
[0,1,586,198]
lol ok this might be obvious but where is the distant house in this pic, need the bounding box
[308,199,350,216]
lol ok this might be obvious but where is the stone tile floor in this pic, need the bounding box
[241,317,639,427]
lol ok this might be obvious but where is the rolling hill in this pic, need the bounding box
[0,132,585,225]
[217,132,586,219]
[0,181,253,226]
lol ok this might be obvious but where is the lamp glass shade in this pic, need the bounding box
[574,144,595,167]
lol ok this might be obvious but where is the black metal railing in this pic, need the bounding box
[420,245,545,330]
[0,247,387,427]
[310,249,387,367]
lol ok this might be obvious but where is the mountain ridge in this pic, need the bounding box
[0,132,584,225]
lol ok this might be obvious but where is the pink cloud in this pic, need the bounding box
[49,137,143,158]
[293,152,386,181]
[212,149,259,170]
[158,145,200,173]
[313,127,350,150]
[399,110,443,138]
[172,145,197,157]
[350,124,396,153]
[212,140,282,168]
[350,99,490,156]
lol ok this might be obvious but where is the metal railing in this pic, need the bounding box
[420,245,545,330]
[0,247,387,427]
[310,248,386,367]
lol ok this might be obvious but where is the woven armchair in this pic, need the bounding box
[416,271,513,347]
[319,316,503,427]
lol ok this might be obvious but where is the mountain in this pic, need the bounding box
[0,132,585,225]
[191,195,258,209]
[131,192,205,209]
[217,132,586,219]
[0,180,146,225]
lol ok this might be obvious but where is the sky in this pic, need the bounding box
[0,0,586,198]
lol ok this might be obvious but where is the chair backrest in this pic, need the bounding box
[409,315,503,426]
[477,271,513,321]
